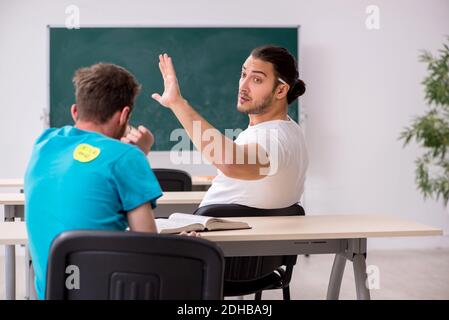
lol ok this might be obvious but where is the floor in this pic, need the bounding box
[1,249,448,300]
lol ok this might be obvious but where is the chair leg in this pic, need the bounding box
[282,286,291,300]
[255,291,262,300]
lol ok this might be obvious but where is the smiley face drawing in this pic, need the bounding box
[73,144,101,163]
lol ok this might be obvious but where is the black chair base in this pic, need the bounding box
[194,203,305,300]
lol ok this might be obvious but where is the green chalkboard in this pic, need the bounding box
[50,27,299,150]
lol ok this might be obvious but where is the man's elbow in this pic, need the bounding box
[218,164,267,180]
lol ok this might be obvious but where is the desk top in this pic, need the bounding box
[0,215,442,245]
[192,176,214,185]
[0,222,27,245]
[0,179,23,187]
[0,191,207,205]
[0,176,215,188]
[158,191,206,204]
[200,215,443,241]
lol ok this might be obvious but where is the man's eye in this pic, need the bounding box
[240,72,246,78]
[253,77,262,84]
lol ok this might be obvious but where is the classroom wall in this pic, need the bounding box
[1,0,449,249]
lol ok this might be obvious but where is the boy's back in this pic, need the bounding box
[25,125,162,299]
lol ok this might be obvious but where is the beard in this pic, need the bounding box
[237,91,275,115]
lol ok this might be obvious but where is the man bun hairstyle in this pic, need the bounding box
[289,78,306,104]
[250,45,306,105]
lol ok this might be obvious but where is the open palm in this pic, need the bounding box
[151,53,183,108]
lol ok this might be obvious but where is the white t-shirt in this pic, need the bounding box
[200,116,308,209]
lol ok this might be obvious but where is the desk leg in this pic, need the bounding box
[29,260,36,300]
[327,238,370,300]
[4,245,16,300]
[326,253,347,300]
[4,205,16,300]
[24,245,30,300]
[17,207,30,300]
[348,238,370,300]
[353,254,370,300]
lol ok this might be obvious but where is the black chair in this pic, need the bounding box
[194,203,305,300]
[46,230,224,300]
[153,168,192,191]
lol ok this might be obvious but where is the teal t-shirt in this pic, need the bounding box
[24,126,162,299]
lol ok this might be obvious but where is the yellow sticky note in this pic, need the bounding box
[73,144,101,163]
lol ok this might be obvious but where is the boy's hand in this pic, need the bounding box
[179,231,201,237]
[121,125,154,155]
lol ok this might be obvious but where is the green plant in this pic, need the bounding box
[400,38,449,206]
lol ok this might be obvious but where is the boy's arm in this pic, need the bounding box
[127,202,158,232]
[127,203,200,237]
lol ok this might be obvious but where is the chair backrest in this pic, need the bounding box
[194,203,305,282]
[46,231,224,300]
[153,168,192,191]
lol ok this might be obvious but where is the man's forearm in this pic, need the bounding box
[170,99,234,165]
[169,100,269,179]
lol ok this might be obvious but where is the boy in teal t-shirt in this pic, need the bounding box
[25,126,162,299]
[25,63,163,299]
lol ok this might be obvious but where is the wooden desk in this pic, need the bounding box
[0,215,442,300]
[0,191,206,300]
[0,222,27,246]
[158,191,206,204]
[0,179,23,188]
[0,191,206,207]
[0,176,216,189]
[191,175,214,186]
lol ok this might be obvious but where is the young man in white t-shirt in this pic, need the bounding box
[151,45,308,209]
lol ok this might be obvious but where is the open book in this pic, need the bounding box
[155,213,251,234]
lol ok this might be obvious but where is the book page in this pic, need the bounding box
[165,213,251,231]
[206,219,250,231]
[169,212,250,230]
[155,218,204,234]
[168,213,214,225]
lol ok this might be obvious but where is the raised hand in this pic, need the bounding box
[151,53,184,109]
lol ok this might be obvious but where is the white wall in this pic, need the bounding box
[1,0,448,249]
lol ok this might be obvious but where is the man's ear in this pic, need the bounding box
[119,106,131,126]
[70,104,78,123]
[275,84,290,100]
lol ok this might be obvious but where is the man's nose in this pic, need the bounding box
[239,77,250,92]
